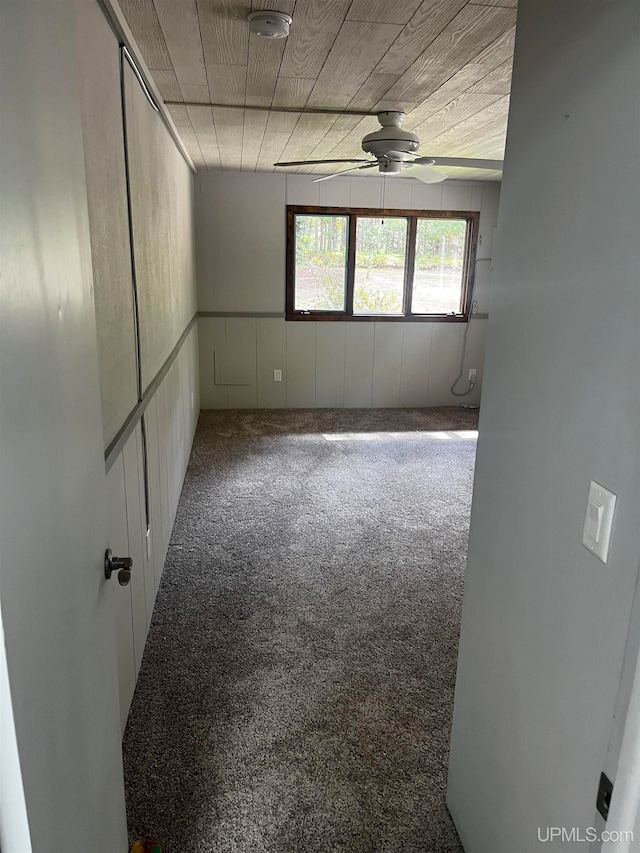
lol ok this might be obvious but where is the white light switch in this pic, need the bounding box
[582,481,616,563]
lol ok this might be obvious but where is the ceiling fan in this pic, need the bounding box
[274,110,502,184]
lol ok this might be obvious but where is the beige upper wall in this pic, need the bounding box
[195,171,499,315]
[196,172,286,313]
[77,3,198,447]
[125,61,197,396]
[195,171,500,410]
[78,1,138,449]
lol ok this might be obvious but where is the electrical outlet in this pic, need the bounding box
[472,301,478,314]
[273,369,282,382]
[468,368,477,384]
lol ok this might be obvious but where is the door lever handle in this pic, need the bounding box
[104,549,133,586]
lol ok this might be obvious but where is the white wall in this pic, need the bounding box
[447,2,640,851]
[0,0,130,848]
[196,171,500,408]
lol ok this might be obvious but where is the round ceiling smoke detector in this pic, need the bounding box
[248,11,292,38]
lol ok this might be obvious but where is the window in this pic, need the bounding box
[286,206,479,322]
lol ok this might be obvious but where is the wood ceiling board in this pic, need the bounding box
[412,92,504,143]
[420,129,506,160]
[264,110,301,135]
[435,120,508,157]
[241,109,269,170]
[468,58,513,94]
[425,104,509,157]
[256,134,295,171]
[375,0,468,76]
[401,25,515,128]
[305,21,404,110]
[454,129,506,158]
[271,76,316,109]
[186,105,221,168]
[255,111,301,170]
[278,0,353,79]
[250,0,294,11]
[196,0,250,67]
[152,69,183,101]
[153,0,210,102]
[246,33,287,107]
[306,113,374,157]
[318,114,379,158]
[205,64,247,105]
[346,73,400,112]
[382,5,516,106]
[167,104,207,167]
[212,106,244,169]
[119,0,173,70]
[277,112,339,164]
[346,0,423,25]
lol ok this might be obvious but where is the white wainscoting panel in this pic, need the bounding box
[106,326,200,733]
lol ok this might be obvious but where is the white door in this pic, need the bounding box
[0,0,128,849]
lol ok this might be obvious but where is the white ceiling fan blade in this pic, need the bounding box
[403,163,448,184]
[414,156,503,171]
[313,163,378,183]
[274,158,371,166]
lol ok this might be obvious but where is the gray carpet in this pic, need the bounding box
[123,407,478,853]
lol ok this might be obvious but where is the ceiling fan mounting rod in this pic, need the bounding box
[164,101,375,117]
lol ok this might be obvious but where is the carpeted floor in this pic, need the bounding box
[123,407,479,853]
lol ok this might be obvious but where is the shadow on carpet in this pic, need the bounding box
[123,408,478,853]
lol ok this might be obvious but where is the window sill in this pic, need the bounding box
[286,313,469,323]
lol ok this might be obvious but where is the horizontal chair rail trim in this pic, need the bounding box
[199,311,285,318]
[197,311,489,321]
[104,312,198,473]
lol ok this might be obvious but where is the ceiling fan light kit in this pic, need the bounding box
[248,11,292,39]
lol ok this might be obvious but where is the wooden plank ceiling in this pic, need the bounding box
[119,0,516,180]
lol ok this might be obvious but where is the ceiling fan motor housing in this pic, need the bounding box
[362,111,420,160]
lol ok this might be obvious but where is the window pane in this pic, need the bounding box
[294,215,347,311]
[411,218,468,314]
[354,217,407,315]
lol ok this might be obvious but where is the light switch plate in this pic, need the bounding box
[582,481,616,563]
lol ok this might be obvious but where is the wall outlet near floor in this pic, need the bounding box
[472,301,478,314]
[273,369,282,382]
[468,368,477,384]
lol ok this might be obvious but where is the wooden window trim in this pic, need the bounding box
[286,205,480,323]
